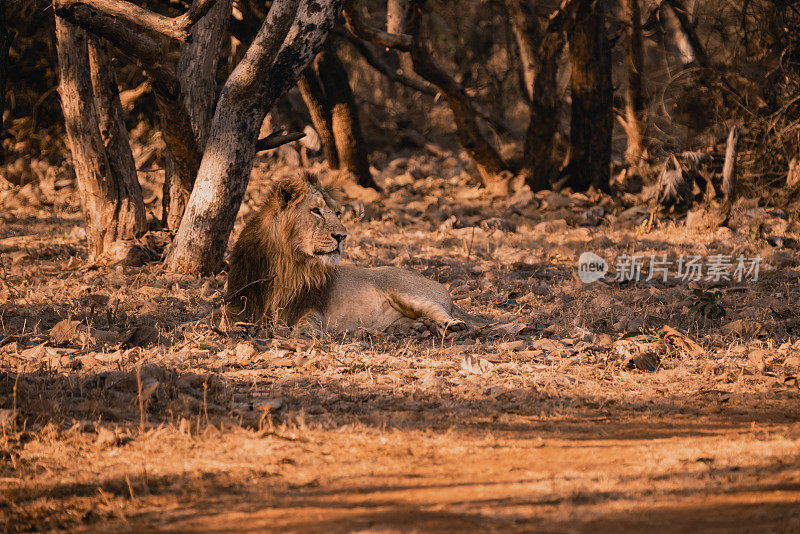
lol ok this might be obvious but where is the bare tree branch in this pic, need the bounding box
[164,0,232,232]
[621,0,647,165]
[339,29,433,96]
[722,125,739,204]
[56,0,218,43]
[503,0,565,190]
[342,0,412,51]
[386,0,407,35]
[297,71,340,167]
[337,30,520,137]
[256,130,306,151]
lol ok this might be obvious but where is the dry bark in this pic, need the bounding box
[504,0,539,104]
[164,0,232,232]
[87,37,147,239]
[314,43,376,189]
[165,0,342,274]
[55,19,137,257]
[385,0,413,96]
[178,0,232,149]
[621,0,646,166]
[563,0,613,192]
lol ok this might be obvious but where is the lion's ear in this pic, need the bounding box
[274,180,301,208]
[301,172,319,187]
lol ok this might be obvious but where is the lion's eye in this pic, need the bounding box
[311,207,322,216]
[336,209,343,218]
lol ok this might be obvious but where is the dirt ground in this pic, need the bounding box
[1,151,800,532]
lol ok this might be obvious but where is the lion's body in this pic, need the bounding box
[225,174,465,335]
[323,266,458,331]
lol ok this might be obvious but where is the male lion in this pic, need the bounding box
[225,173,470,335]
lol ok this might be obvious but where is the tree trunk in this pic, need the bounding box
[621,0,646,166]
[504,0,538,103]
[55,0,204,210]
[0,0,13,140]
[297,70,340,168]
[523,29,563,191]
[505,0,563,191]
[314,42,376,189]
[163,0,232,232]
[386,0,406,35]
[405,3,507,194]
[385,0,413,91]
[87,37,147,238]
[564,0,612,192]
[56,19,140,258]
[165,0,342,274]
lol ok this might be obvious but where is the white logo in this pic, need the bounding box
[577,252,608,283]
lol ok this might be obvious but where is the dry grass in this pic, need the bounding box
[1,152,800,532]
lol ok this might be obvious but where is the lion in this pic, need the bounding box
[225,173,471,336]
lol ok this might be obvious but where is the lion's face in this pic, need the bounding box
[285,183,347,268]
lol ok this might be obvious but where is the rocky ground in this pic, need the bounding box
[1,150,799,532]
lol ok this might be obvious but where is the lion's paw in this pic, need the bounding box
[411,319,433,334]
[444,319,468,333]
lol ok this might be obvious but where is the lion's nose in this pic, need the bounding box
[332,233,347,245]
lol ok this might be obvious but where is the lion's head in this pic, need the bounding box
[273,174,347,268]
[225,173,347,325]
